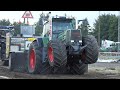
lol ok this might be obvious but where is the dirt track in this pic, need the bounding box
[0,61,120,79]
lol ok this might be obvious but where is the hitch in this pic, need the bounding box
[79,45,87,54]
[68,44,87,55]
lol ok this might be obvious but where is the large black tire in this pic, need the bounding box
[47,40,67,74]
[27,41,52,74]
[81,35,99,64]
[70,61,88,75]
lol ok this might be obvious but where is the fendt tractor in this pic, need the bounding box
[0,12,99,75]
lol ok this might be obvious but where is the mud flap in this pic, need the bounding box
[11,51,27,73]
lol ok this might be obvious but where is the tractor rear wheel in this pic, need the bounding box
[70,61,88,75]
[27,41,52,74]
[81,35,99,64]
[47,40,67,74]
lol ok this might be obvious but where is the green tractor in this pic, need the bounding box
[26,12,99,75]
[2,12,98,75]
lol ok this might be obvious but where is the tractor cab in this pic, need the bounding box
[1,12,98,75]
[52,16,76,39]
[0,26,14,37]
[0,26,14,60]
[0,26,14,44]
[51,16,83,44]
[39,12,79,41]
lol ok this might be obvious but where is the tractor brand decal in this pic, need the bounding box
[11,38,25,43]
[50,25,52,36]
[10,38,25,51]
[9,38,35,52]
[49,20,52,40]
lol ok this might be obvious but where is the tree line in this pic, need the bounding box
[34,13,119,45]
[0,13,118,46]
[78,14,118,46]
[91,14,118,43]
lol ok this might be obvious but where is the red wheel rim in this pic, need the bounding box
[48,46,54,62]
[30,49,36,70]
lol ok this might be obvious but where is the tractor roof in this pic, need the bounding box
[52,16,75,22]
[52,15,75,19]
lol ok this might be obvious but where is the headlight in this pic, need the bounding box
[71,40,74,43]
[79,40,82,43]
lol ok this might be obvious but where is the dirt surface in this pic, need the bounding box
[0,61,120,79]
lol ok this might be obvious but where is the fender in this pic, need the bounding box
[33,37,49,48]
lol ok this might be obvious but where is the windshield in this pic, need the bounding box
[0,30,9,36]
[52,21,74,31]
[21,26,35,37]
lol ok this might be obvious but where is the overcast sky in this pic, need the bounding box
[0,11,119,27]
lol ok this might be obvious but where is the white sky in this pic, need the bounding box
[0,11,119,27]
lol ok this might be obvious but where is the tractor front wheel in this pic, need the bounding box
[27,41,52,74]
[47,40,67,74]
[70,61,88,75]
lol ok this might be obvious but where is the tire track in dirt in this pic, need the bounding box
[0,61,120,79]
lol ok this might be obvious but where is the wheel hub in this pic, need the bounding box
[30,49,35,70]
[48,46,54,62]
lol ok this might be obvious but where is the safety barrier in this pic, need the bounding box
[99,52,120,60]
